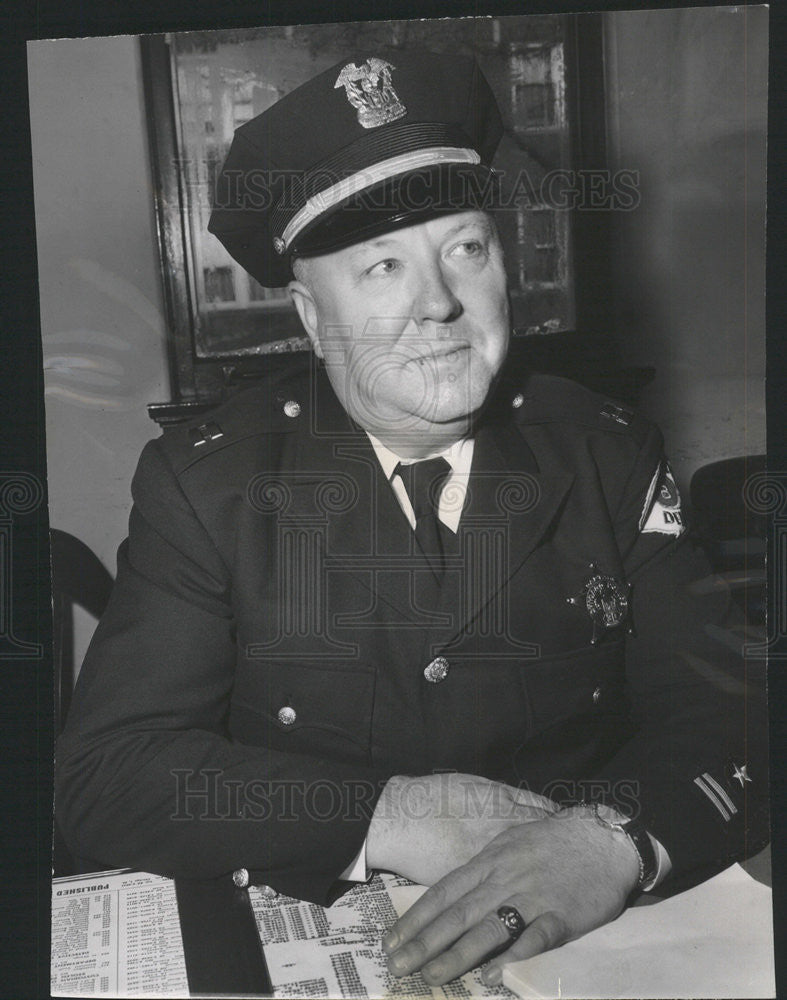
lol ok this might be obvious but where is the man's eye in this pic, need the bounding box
[450,240,485,258]
[366,258,399,276]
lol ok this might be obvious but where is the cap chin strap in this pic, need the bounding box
[280,146,480,251]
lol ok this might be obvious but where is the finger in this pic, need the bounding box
[481,910,571,987]
[385,887,493,978]
[382,864,480,955]
[415,901,523,986]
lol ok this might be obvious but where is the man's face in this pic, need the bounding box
[289,211,510,451]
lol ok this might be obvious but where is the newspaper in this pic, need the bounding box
[51,870,188,997]
[50,867,514,998]
[249,872,514,999]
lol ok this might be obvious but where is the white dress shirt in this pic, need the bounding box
[367,432,475,533]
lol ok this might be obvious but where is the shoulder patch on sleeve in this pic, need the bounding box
[639,460,685,536]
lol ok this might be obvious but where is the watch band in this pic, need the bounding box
[590,804,658,889]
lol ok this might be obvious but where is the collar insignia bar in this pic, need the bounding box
[335,58,407,129]
[600,402,634,426]
[189,422,224,448]
[567,563,632,645]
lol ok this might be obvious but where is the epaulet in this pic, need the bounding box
[507,372,651,446]
[155,359,312,475]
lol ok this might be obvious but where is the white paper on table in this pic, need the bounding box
[51,869,189,998]
[503,863,775,999]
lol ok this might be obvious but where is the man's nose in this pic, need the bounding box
[414,262,462,325]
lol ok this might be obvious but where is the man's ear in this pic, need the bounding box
[288,280,323,358]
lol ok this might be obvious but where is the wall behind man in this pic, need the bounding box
[604,5,767,485]
[28,35,169,667]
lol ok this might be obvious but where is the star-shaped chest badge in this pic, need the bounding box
[732,762,752,787]
[567,563,632,645]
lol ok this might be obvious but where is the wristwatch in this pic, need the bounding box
[589,804,659,890]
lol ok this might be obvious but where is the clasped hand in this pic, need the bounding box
[367,774,640,987]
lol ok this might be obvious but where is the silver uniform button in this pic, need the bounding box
[424,656,450,683]
[512,393,525,409]
[258,884,278,899]
[592,686,602,704]
[278,706,297,726]
[283,400,301,418]
[232,868,250,888]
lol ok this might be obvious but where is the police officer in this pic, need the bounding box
[57,50,768,987]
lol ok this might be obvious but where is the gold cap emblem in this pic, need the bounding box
[334,57,407,129]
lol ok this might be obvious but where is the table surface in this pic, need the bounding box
[175,878,272,996]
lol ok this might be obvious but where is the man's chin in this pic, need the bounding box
[389,400,483,437]
[349,371,493,436]
[431,377,494,424]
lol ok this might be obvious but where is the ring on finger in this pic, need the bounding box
[496,905,527,942]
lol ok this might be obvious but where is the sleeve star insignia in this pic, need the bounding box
[732,763,752,787]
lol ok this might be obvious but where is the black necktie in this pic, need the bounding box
[394,457,452,579]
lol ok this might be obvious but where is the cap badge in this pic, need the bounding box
[334,57,407,129]
[567,563,632,645]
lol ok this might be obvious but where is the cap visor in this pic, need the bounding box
[289,162,499,259]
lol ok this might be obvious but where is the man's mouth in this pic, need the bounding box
[409,344,470,366]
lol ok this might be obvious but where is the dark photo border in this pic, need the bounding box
[1,1,784,996]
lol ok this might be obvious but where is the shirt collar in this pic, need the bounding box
[366,432,474,480]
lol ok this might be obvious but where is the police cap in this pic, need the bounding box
[207,50,504,288]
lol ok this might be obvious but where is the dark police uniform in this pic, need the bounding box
[56,357,768,903]
[56,49,768,904]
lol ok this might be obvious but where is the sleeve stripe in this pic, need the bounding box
[701,772,738,815]
[694,775,732,822]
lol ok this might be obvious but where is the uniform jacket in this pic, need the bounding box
[56,358,769,904]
